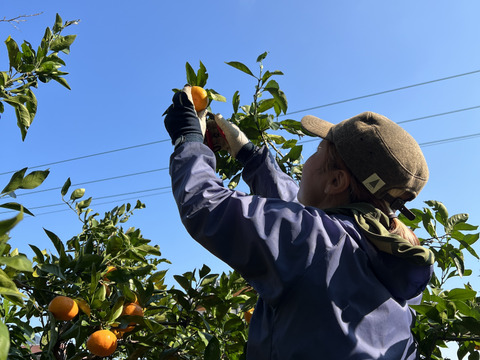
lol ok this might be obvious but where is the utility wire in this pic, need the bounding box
[15,168,169,197]
[25,191,171,217]
[0,140,169,176]
[299,132,480,147]
[0,187,171,215]
[282,69,480,116]
[397,105,480,124]
[2,67,480,177]
[8,129,480,203]
[419,133,480,147]
[1,104,479,178]
[5,112,480,200]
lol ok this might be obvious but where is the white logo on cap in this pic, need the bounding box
[362,173,386,194]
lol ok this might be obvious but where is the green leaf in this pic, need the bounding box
[25,89,38,120]
[0,211,23,235]
[21,41,34,61]
[1,168,27,194]
[0,72,8,87]
[204,336,221,360]
[186,62,197,85]
[426,200,448,225]
[53,13,63,33]
[20,169,50,189]
[108,298,124,322]
[266,134,286,145]
[257,98,276,113]
[200,274,218,287]
[174,275,192,292]
[199,264,211,279]
[422,208,437,238]
[29,244,45,263]
[256,51,268,63]
[0,269,24,305]
[43,228,66,259]
[0,202,34,216]
[208,89,227,103]
[447,287,477,301]
[106,236,123,255]
[0,255,33,272]
[450,251,465,277]
[51,75,71,90]
[272,89,288,114]
[228,173,242,189]
[282,145,303,163]
[446,213,469,233]
[0,321,10,360]
[50,34,76,52]
[232,91,240,114]
[70,188,85,201]
[226,61,255,77]
[76,197,92,210]
[197,61,208,88]
[264,79,279,90]
[14,103,31,140]
[61,178,71,197]
[136,244,162,256]
[5,36,20,71]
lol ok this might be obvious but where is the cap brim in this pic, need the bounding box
[301,115,334,138]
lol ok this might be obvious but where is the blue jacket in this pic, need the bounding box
[169,142,432,359]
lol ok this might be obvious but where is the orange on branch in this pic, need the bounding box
[48,296,79,321]
[103,266,117,280]
[244,308,254,324]
[86,330,118,357]
[116,302,144,332]
[191,86,208,112]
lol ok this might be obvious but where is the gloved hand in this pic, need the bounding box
[214,114,250,158]
[164,85,207,146]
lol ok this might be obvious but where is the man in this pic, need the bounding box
[164,85,433,359]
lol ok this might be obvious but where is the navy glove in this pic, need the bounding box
[164,86,207,146]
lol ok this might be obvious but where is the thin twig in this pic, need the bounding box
[1,13,44,30]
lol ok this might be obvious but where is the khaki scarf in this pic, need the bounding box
[325,203,435,266]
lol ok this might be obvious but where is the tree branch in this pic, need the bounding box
[0,13,43,29]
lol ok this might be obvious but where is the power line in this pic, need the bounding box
[25,191,172,217]
[419,133,480,147]
[282,69,480,116]
[397,105,480,124]
[12,132,480,215]
[0,140,169,176]
[1,68,479,177]
[0,187,172,215]
[299,132,480,147]
[6,107,480,200]
[9,129,480,202]
[2,104,479,179]
[15,168,169,197]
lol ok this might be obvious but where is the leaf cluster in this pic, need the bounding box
[1,13,78,140]
[402,201,480,359]
[215,53,305,187]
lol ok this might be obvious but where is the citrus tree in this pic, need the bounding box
[183,54,480,360]
[1,15,479,358]
[0,13,77,360]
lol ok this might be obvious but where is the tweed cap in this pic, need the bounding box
[301,112,429,215]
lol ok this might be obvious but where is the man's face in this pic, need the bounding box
[297,140,333,208]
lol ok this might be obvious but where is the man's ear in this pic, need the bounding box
[324,169,351,195]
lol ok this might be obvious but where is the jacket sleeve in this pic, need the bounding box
[241,146,299,201]
[169,142,344,305]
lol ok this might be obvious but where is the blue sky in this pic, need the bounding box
[2,1,480,356]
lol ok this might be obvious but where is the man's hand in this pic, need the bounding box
[164,85,207,146]
[214,114,250,158]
